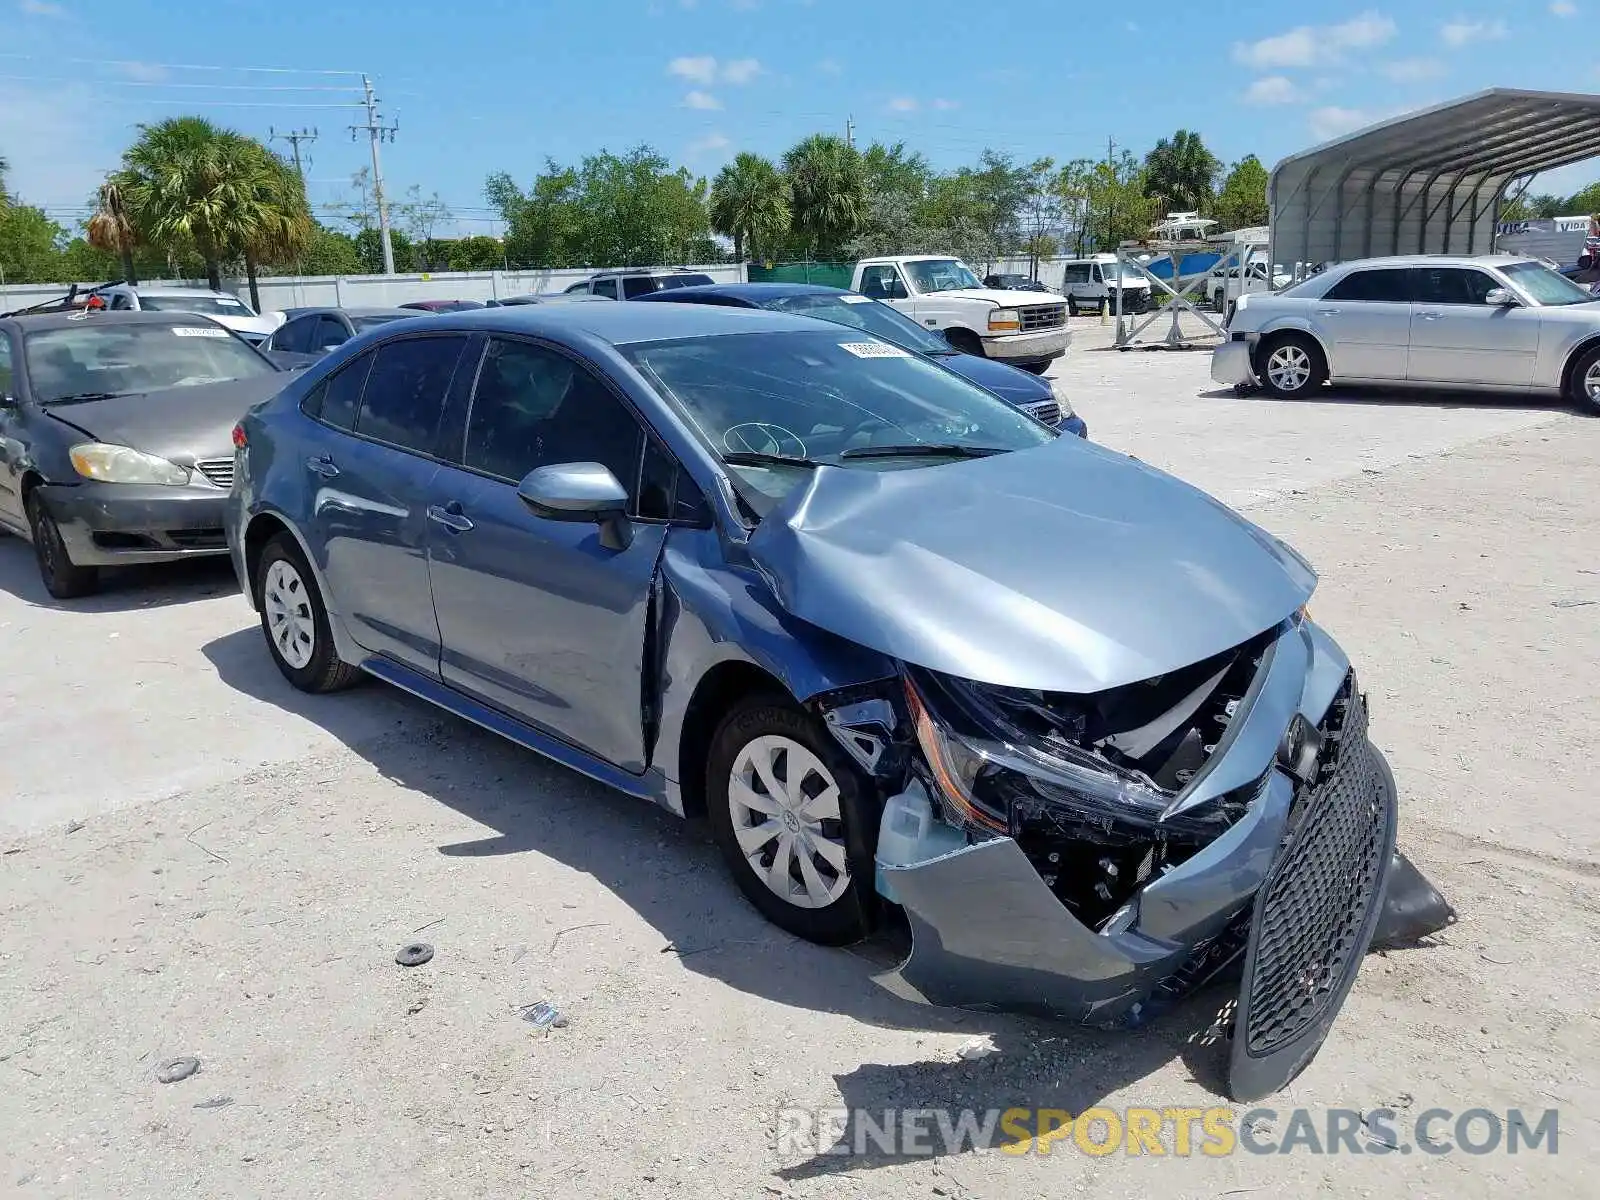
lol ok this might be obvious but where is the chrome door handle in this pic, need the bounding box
[1418,311,1443,320]
[1314,308,1340,316]
[305,454,339,478]
[427,503,473,533]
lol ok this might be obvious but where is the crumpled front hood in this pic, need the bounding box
[745,439,1316,693]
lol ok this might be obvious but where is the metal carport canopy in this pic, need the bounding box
[1269,88,1600,268]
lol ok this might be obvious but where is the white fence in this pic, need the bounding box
[0,263,748,316]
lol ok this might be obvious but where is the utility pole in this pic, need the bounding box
[270,127,319,179]
[350,75,399,275]
[846,115,855,149]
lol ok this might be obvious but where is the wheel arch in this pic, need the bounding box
[942,325,984,355]
[675,658,789,818]
[1559,332,1600,398]
[1254,323,1331,375]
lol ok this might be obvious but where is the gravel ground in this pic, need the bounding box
[2,332,1597,1198]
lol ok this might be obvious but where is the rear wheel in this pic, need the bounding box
[255,532,361,693]
[706,694,878,945]
[25,492,99,600]
[1256,333,1327,399]
[1566,343,1600,415]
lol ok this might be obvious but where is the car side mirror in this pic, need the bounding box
[0,393,16,410]
[517,462,633,550]
[1484,287,1518,307]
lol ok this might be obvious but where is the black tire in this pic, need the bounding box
[1255,332,1327,399]
[254,532,361,693]
[943,328,984,358]
[1017,361,1050,375]
[1566,343,1600,415]
[706,693,879,946]
[25,491,99,600]
[1066,298,1079,317]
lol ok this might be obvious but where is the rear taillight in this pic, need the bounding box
[231,423,247,449]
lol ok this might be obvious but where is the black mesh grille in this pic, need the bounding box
[1244,680,1390,1057]
[1020,400,1061,426]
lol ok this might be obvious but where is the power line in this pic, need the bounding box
[271,127,319,178]
[0,53,361,76]
[0,73,360,91]
[143,100,366,109]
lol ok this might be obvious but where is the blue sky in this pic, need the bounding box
[2,0,1597,237]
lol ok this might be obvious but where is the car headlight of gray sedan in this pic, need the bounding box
[69,443,192,486]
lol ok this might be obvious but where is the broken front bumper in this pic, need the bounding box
[875,622,1451,1099]
[1211,338,1257,389]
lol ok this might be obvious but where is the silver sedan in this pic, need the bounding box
[1213,254,1600,412]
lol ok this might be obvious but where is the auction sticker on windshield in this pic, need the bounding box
[172,326,230,337]
[838,295,872,304]
[838,341,911,358]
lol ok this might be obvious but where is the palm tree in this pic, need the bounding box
[224,140,313,310]
[782,134,865,259]
[1143,130,1221,216]
[87,178,141,284]
[708,152,790,263]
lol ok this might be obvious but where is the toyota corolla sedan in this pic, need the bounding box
[226,302,1451,1100]
[1215,253,1600,410]
[0,310,295,597]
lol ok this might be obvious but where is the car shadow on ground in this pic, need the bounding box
[1197,383,1575,414]
[0,538,239,612]
[201,624,1246,1174]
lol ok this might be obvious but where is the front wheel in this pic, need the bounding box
[25,493,99,600]
[706,695,879,945]
[1566,343,1600,415]
[1256,334,1327,399]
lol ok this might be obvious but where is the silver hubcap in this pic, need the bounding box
[1267,344,1311,391]
[727,735,850,910]
[1585,360,1600,401]
[263,559,316,670]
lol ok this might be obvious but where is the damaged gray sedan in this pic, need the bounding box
[226,302,1452,1101]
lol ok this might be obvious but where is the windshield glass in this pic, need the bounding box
[1100,262,1146,283]
[903,258,983,293]
[1501,260,1596,306]
[761,292,950,355]
[623,330,1054,509]
[353,314,406,331]
[24,322,275,403]
[135,293,254,316]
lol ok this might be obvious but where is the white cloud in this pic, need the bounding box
[816,57,843,76]
[1234,11,1396,69]
[1440,18,1509,47]
[886,96,918,113]
[931,98,959,110]
[1552,0,1578,14]
[687,132,731,157]
[1309,105,1373,140]
[668,55,761,86]
[683,89,721,109]
[668,55,719,85]
[1243,75,1303,105]
[118,61,169,83]
[1381,56,1445,81]
[18,0,66,15]
[720,57,761,84]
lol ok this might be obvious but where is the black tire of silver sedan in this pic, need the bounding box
[706,694,879,946]
[1256,333,1327,399]
[25,492,99,600]
[255,532,361,693]
[1567,343,1600,416]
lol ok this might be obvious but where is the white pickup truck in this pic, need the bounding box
[851,255,1070,373]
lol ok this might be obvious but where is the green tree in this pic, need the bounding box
[87,178,141,284]
[1212,155,1270,231]
[293,224,364,275]
[1563,182,1600,216]
[709,152,790,262]
[0,202,66,284]
[1066,151,1156,252]
[961,149,1033,260]
[1501,191,1563,221]
[224,139,315,308]
[355,227,413,273]
[861,141,934,201]
[486,163,583,267]
[447,235,508,271]
[1144,129,1221,215]
[782,134,865,259]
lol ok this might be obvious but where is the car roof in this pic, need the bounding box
[114,284,238,297]
[1,309,230,332]
[591,266,710,277]
[283,306,415,318]
[637,282,848,301]
[1322,253,1538,272]
[417,299,830,345]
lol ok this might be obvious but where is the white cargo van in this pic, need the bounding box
[1058,255,1153,316]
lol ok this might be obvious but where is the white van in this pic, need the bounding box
[1058,255,1153,316]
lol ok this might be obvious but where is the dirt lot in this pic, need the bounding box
[2,323,1597,1198]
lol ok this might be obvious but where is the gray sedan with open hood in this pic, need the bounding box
[225,301,1454,1101]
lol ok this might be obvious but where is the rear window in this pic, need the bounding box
[657,274,716,290]
[1322,268,1411,303]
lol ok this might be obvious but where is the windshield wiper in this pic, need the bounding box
[722,450,819,468]
[43,391,125,405]
[840,443,1009,460]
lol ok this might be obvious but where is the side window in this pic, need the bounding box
[109,293,133,311]
[622,276,660,299]
[305,353,375,431]
[313,315,349,350]
[1413,267,1497,306]
[461,337,644,506]
[638,437,711,525]
[564,281,589,294]
[0,334,12,398]
[592,277,620,299]
[355,335,469,454]
[1323,268,1410,303]
[1090,265,1105,283]
[1063,265,1090,284]
[858,265,906,300]
[273,317,306,353]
